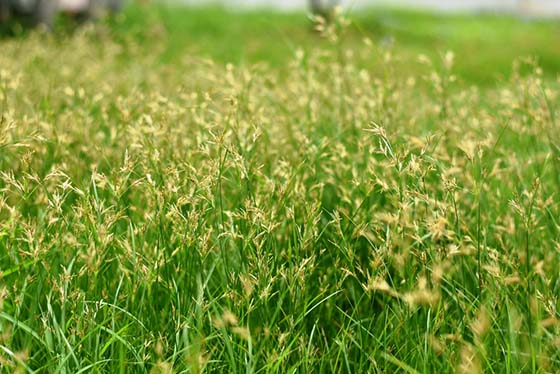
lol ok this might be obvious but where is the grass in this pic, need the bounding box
[5,4,558,84]
[110,4,560,84]
[1,3,560,373]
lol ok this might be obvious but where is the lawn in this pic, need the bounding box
[114,4,560,84]
[0,3,559,373]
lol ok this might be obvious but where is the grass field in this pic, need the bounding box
[1,4,560,373]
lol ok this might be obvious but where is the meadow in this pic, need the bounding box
[1,4,560,373]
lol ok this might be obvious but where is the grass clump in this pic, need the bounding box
[1,7,560,373]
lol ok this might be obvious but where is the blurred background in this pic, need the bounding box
[182,0,560,16]
[103,0,556,86]
[2,0,559,86]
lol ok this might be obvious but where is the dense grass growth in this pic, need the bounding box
[1,5,560,373]
[5,3,559,84]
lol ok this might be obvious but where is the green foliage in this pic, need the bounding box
[109,3,560,84]
[0,5,559,373]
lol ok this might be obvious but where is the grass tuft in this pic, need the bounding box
[1,4,559,373]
